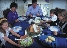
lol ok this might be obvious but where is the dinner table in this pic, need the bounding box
[5,16,67,48]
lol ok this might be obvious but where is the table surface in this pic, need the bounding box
[6,17,67,48]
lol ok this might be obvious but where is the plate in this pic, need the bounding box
[34,17,41,25]
[18,17,27,21]
[25,25,43,37]
[48,26,60,32]
[12,26,22,32]
[42,17,51,21]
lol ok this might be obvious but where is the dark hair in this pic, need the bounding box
[3,8,10,19]
[10,2,18,8]
[58,9,67,22]
[50,9,56,14]
[55,7,61,16]
[32,0,37,4]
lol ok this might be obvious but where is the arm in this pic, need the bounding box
[7,13,13,24]
[51,16,57,22]
[26,6,32,16]
[63,24,67,34]
[3,36,20,47]
[38,6,43,16]
[14,12,20,22]
[10,29,21,38]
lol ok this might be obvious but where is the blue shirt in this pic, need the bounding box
[7,10,18,24]
[26,5,43,16]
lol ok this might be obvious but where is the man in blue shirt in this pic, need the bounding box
[26,0,43,17]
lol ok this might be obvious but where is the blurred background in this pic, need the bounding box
[0,0,67,18]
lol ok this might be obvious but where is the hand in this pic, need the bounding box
[20,35,27,39]
[53,31,58,35]
[17,44,25,48]
[41,20,45,23]
[44,20,49,23]
[22,15,24,16]
[46,23,50,27]
[29,14,33,17]
[37,13,40,16]
[17,44,21,47]
[15,19,20,22]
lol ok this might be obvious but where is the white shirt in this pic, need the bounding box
[0,27,11,46]
[51,15,57,22]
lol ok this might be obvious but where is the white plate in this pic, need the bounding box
[42,17,51,21]
[48,26,60,32]
[18,17,27,21]
[12,26,22,32]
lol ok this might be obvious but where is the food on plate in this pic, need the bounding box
[18,36,33,47]
[29,24,40,32]
[45,36,55,43]
[48,40,52,43]
[48,36,55,41]
[34,20,41,24]
[45,38,48,42]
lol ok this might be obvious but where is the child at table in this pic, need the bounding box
[46,9,57,26]
[7,2,20,26]
[0,18,25,48]
[41,9,58,27]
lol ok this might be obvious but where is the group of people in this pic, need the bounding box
[0,0,67,48]
[42,8,67,36]
[3,0,43,26]
[0,0,43,48]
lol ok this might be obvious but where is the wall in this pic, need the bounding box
[0,0,67,18]
[0,0,49,17]
[52,0,66,9]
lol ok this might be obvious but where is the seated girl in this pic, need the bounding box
[0,18,25,48]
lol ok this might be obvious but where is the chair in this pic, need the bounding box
[3,9,10,19]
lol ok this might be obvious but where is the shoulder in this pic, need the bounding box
[7,27,11,31]
[64,22,67,28]
[8,10,12,15]
[36,5,40,8]
[0,32,4,38]
[28,5,32,9]
[54,15,57,18]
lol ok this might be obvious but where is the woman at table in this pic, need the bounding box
[26,0,43,17]
[0,18,25,48]
[56,9,67,37]
[7,2,20,26]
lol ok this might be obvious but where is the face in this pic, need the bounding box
[50,13,54,17]
[2,22,8,30]
[58,14,64,21]
[32,2,37,8]
[11,7,16,12]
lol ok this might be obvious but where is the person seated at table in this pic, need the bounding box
[52,9,67,36]
[56,9,67,37]
[26,0,43,17]
[0,18,25,48]
[41,9,57,26]
[7,2,20,26]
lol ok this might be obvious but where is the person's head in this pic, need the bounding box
[32,0,37,8]
[58,9,67,22]
[55,7,61,16]
[50,9,56,17]
[10,2,18,12]
[0,18,8,30]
